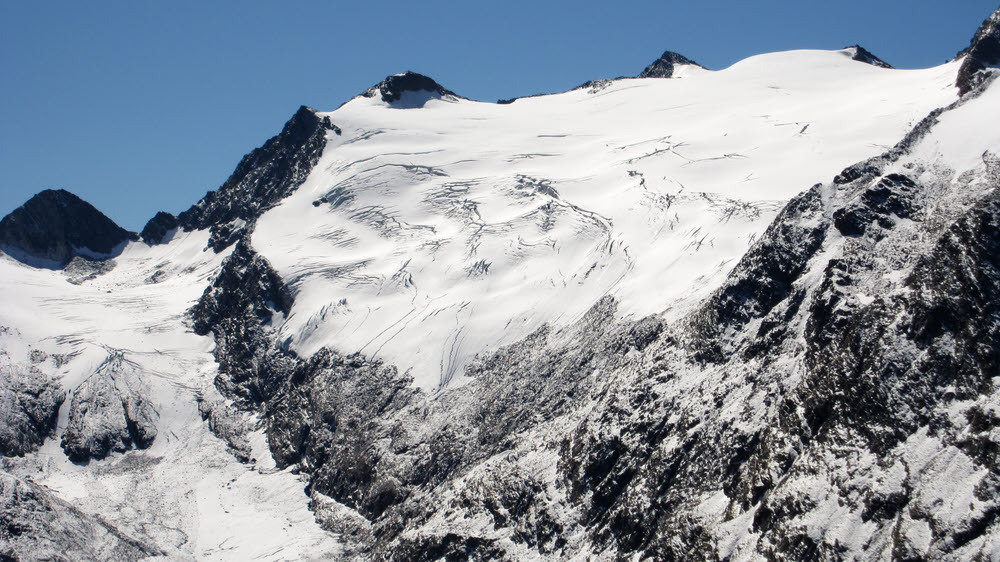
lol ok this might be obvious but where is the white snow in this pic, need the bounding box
[0,230,343,560]
[253,51,962,389]
[0,46,984,559]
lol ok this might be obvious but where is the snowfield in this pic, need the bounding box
[254,50,962,389]
[2,35,998,560]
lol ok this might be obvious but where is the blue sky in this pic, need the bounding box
[2,1,997,230]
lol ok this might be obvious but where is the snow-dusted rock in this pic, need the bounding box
[0,360,64,457]
[0,470,162,561]
[360,71,461,104]
[844,45,893,68]
[638,50,705,78]
[60,352,158,462]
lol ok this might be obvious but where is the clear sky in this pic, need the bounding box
[2,1,997,230]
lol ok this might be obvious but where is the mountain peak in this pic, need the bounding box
[172,105,340,252]
[637,50,704,78]
[844,45,893,68]
[956,7,1000,94]
[0,189,136,267]
[361,71,460,104]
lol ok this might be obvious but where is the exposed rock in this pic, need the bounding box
[360,71,461,104]
[144,269,166,285]
[845,45,893,68]
[0,189,137,267]
[139,211,178,245]
[832,172,921,237]
[956,7,1000,94]
[191,237,294,406]
[637,50,704,78]
[0,361,64,457]
[61,352,158,462]
[175,106,340,252]
[196,386,254,463]
[508,49,703,103]
[310,491,373,558]
[0,470,162,561]
[573,77,623,94]
[63,256,116,285]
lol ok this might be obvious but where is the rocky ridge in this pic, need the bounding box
[637,50,706,78]
[60,352,158,463]
[158,105,340,252]
[360,71,461,104]
[956,6,1000,94]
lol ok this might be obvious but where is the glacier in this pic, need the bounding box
[2,8,1000,561]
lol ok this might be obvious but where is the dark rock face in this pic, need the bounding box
[139,211,178,245]
[0,470,162,561]
[0,189,136,266]
[191,237,294,406]
[61,352,158,462]
[175,106,339,252]
[637,50,704,78]
[846,45,893,68]
[361,71,460,103]
[832,173,920,237]
[687,184,827,361]
[0,362,65,457]
[957,8,1000,94]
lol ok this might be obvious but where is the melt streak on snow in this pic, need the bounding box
[254,50,961,389]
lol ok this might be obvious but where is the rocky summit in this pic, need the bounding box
[2,7,999,561]
[637,50,705,78]
[0,189,136,266]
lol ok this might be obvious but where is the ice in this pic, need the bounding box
[253,50,962,389]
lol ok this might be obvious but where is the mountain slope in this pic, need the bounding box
[1,8,999,560]
[253,48,961,390]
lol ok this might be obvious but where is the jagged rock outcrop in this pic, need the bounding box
[361,71,460,104]
[0,470,162,561]
[191,237,294,406]
[638,50,705,78]
[957,7,1000,94]
[60,352,158,462]
[139,211,178,245]
[0,361,64,457]
[845,44,893,68]
[174,106,340,251]
[0,189,136,266]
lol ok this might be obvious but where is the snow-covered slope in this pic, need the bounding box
[2,10,1000,559]
[0,232,343,559]
[254,49,961,388]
